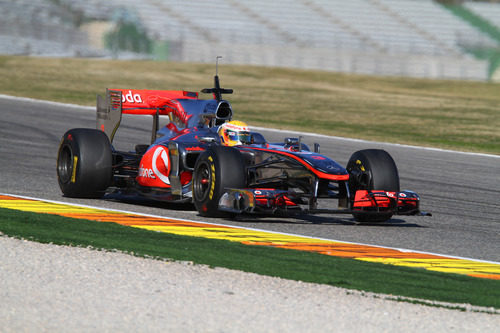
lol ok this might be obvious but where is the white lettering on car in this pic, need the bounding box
[138,165,155,179]
[122,90,143,103]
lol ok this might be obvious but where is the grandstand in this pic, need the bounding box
[0,0,93,56]
[0,0,499,80]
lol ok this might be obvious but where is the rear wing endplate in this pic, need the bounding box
[96,89,122,143]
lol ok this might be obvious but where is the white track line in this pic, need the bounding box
[0,94,94,110]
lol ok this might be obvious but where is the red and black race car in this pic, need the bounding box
[57,70,430,222]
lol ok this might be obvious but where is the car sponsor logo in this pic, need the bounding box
[138,165,155,179]
[152,146,170,184]
[121,90,143,103]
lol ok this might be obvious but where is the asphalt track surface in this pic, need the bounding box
[1,95,499,262]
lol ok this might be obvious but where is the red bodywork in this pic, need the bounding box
[136,146,172,188]
[116,89,198,114]
[352,190,419,214]
[114,89,198,130]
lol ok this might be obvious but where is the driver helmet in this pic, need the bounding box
[218,120,251,146]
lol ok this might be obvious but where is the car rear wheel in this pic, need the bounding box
[57,128,112,198]
[347,149,400,222]
[192,145,246,217]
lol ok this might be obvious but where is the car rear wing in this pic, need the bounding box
[96,89,200,144]
[96,87,235,145]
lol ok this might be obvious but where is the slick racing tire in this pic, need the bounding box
[192,145,246,217]
[347,149,400,223]
[57,128,112,198]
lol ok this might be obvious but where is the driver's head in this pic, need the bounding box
[218,120,251,146]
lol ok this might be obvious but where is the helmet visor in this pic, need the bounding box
[227,130,251,144]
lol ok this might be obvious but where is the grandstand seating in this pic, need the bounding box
[64,0,467,54]
[0,0,92,56]
[382,0,497,52]
[53,0,498,55]
[465,1,500,26]
[0,0,498,80]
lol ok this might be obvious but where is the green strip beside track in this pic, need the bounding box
[0,207,499,309]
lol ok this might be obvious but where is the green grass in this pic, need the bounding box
[0,55,499,154]
[1,207,499,309]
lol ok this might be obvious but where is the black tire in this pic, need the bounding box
[347,149,400,222]
[192,145,246,217]
[57,128,112,198]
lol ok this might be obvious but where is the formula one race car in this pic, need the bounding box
[57,69,430,222]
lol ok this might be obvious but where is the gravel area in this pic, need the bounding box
[1,236,499,333]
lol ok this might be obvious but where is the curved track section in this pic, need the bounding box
[1,96,499,262]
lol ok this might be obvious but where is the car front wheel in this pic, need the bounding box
[347,149,400,222]
[192,145,246,217]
